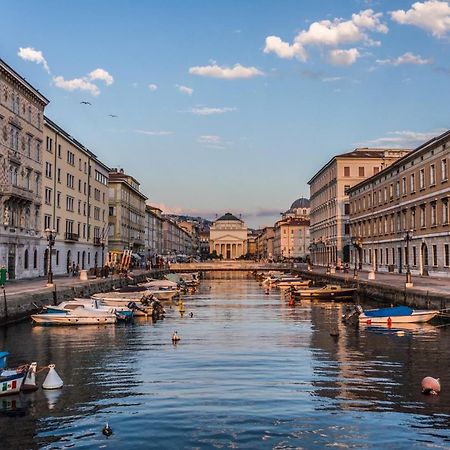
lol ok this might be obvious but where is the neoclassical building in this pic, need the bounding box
[348,130,450,278]
[209,213,247,259]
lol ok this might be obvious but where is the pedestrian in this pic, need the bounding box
[75,264,80,276]
[72,262,76,277]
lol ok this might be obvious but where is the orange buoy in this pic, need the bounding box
[421,377,441,395]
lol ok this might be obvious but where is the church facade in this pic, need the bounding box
[209,213,247,259]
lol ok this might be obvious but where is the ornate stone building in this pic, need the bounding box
[0,59,49,279]
[209,213,247,259]
[348,130,450,278]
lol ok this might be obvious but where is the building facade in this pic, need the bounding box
[42,117,110,275]
[308,148,410,268]
[144,205,164,259]
[256,227,274,261]
[161,217,193,256]
[108,169,147,263]
[348,130,450,278]
[209,213,247,259]
[0,59,49,279]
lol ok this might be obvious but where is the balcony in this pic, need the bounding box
[0,184,35,203]
[93,236,103,246]
[64,232,79,242]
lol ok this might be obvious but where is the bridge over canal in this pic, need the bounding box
[169,261,294,272]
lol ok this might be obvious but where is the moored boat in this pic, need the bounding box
[358,305,440,324]
[0,352,28,396]
[31,307,117,325]
[293,284,356,300]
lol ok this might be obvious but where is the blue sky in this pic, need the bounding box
[1,0,450,228]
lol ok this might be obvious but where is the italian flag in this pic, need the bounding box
[1,380,17,391]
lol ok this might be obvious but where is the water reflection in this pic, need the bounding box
[0,276,448,449]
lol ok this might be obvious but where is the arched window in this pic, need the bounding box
[33,249,37,269]
[24,249,29,269]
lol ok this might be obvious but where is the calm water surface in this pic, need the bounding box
[0,274,449,449]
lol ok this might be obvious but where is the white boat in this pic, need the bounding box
[276,279,311,289]
[358,305,440,324]
[44,299,133,320]
[92,294,154,316]
[31,307,117,325]
[146,288,178,301]
[0,352,28,396]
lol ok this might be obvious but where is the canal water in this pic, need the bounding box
[0,273,449,449]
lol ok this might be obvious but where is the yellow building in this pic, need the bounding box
[0,58,49,279]
[209,213,247,259]
[42,117,110,274]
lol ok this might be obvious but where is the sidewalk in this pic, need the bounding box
[2,269,151,297]
[301,264,450,296]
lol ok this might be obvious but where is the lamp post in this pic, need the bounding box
[326,239,331,274]
[405,230,413,288]
[352,238,361,279]
[45,228,56,286]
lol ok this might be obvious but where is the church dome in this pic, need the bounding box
[216,212,241,222]
[290,197,310,210]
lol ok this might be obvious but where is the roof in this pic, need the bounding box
[216,212,242,222]
[290,197,310,210]
[308,147,411,185]
[0,58,49,106]
[348,129,450,194]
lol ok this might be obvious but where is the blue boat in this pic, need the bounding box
[0,352,28,396]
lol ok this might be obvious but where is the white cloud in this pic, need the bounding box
[53,76,100,96]
[89,68,114,85]
[322,76,343,82]
[391,1,450,38]
[135,129,173,136]
[18,47,50,73]
[197,135,222,144]
[187,106,236,115]
[189,63,264,79]
[328,48,360,65]
[263,9,387,63]
[176,84,193,95]
[148,83,158,91]
[376,52,432,66]
[358,129,446,147]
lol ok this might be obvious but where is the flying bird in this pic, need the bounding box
[80,101,92,105]
[108,114,118,118]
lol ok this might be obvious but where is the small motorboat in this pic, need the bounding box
[293,284,356,300]
[358,305,440,324]
[44,299,133,321]
[92,294,155,317]
[0,352,28,396]
[31,307,117,326]
[276,279,311,289]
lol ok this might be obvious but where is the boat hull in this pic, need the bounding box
[31,314,116,325]
[0,371,26,396]
[359,310,439,324]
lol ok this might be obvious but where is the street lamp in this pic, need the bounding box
[404,230,413,287]
[351,238,361,279]
[45,228,56,286]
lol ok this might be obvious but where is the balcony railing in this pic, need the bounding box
[64,232,79,242]
[93,237,102,246]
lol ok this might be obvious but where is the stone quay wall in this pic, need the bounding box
[292,269,449,311]
[0,270,167,326]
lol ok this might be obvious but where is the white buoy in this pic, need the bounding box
[42,364,64,390]
[22,362,38,392]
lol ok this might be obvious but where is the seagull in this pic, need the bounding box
[80,101,92,105]
[108,114,118,118]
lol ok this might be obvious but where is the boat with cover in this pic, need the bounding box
[276,278,311,289]
[31,307,117,325]
[358,305,439,324]
[44,299,133,320]
[0,352,28,396]
[293,284,356,300]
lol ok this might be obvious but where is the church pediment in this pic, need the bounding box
[211,234,245,242]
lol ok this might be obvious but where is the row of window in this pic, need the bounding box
[351,158,448,214]
[343,165,380,178]
[358,244,450,268]
[6,124,41,161]
[1,85,42,129]
[352,198,449,238]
